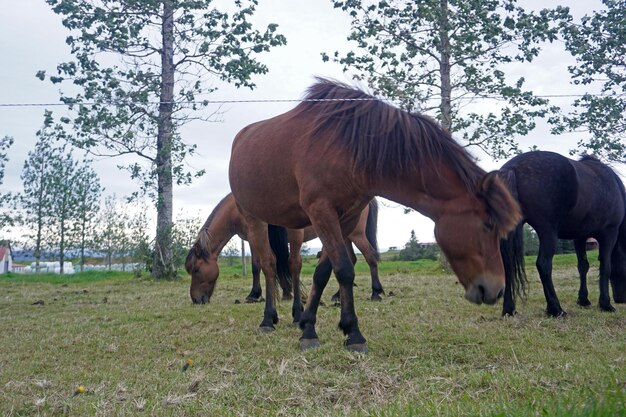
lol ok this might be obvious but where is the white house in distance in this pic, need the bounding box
[0,244,12,274]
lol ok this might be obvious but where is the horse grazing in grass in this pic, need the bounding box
[499,151,626,317]
[228,78,521,351]
[185,194,384,323]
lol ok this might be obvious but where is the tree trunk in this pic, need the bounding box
[438,0,452,270]
[80,215,86,272]
[152,0,176,279]
[59,217,65,275]
[438,0,452,131]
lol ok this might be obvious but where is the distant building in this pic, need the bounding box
[0,244,13,274]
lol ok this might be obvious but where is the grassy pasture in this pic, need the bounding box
[1,254,626,416]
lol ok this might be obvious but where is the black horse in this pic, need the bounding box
[499,151,626,317]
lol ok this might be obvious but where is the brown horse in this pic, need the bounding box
[229,78,521,351]
[186,194,384,317]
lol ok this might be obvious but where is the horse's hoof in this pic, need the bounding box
[291,320,300,327]
[245,297,261,304]
[300,338,321,350]
[502,310,517,318]
[600,304,616,312]
[370,294,383,302]
[577,299,592,308]
[258,326,275,333]
[345,343,368,353]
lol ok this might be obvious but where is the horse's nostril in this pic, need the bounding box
[477,284,486,300]
[201,294,209,304]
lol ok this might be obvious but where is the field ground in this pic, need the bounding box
[2,254,626,416]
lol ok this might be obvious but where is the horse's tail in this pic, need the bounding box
[498,169,528,301]
[268,225,292,299]
[365,199,380,261]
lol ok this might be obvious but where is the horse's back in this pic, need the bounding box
[570,157,626,230]
[501,151,578,225]
[502,151,624,238]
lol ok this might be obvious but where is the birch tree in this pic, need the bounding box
[72,163,102,271]
[324,0,568,158]
[39,0,286,279]
[21,114,66,272]
[553,0,626,161]
[0,136,17,234]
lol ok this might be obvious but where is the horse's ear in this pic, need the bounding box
[184,248,195,274]
[478,171,522,237]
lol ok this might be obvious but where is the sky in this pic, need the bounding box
[0,0,615,251]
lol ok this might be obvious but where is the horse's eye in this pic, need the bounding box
[484,221,494,231]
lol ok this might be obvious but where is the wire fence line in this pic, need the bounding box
[0,93,609,108]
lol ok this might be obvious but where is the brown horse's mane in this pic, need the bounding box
[185,195,232,270]
[292,78,485,191]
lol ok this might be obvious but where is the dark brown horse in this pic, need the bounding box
[499,151,626,317]
[186,194,384,319]
[229,78,521,351]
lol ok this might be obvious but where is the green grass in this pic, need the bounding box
[1,252,625,416]
[0,270,135,285]
[218,255,444,278]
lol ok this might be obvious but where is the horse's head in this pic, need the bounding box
[435,171,521,305]
[186,245,219,304]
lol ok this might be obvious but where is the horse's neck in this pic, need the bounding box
[205,211,241,258]
[371,172,466,221]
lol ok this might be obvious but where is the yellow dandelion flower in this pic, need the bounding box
[75,385,85,394]
[181,358,193,372]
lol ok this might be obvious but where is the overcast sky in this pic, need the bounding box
[0,0,614,250]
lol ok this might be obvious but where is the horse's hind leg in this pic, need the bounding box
[288,230,305,324]
[536,232,565,317]
[611,243,626,303]
[245,249,263,303]
[574,238,591,307]
[597,231,618,312]
[343,234,384,301]
[356,237,384,301]
[330,243,358,303]
[244,217,279,331]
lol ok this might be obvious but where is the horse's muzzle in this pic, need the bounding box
[464,281,504,305]
[191,294,210,304]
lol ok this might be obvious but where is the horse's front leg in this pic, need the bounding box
[305,205,367,351]
[500,236,523,317]
[597,232,618,312]
[536,233,565,317]
[299,254,333,349]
